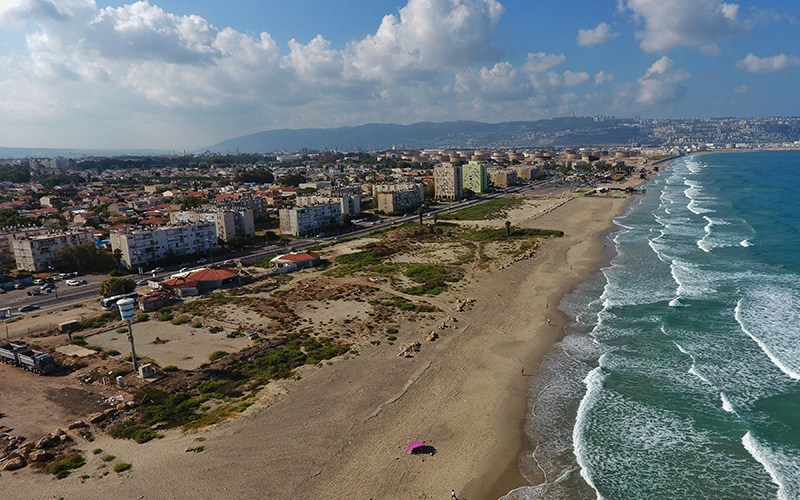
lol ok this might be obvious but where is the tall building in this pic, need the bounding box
[434,163,463,200]
[462,162,489,194]
[373,183,425,213]
[110,223,217,270]
[0,227,50,264]
[279,202,342,237]
[490,169,518,188]
[170,210,255,241]
[12,231,95,272]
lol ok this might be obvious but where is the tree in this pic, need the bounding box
[433,213,438,226]
[418,205,424,224]
[0,209,39,229]
[179,196,206,211]
[278,173,307,188]
[423,182,435,202]
[57,242,116,272]
[99,277,136,298]
[505,220,512,237]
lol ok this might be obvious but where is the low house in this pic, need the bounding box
[270,251,321,273]
[161,267,239,297]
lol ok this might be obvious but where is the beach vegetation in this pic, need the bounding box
[438,196,524,221]
[49,454,86,479]
[113,462,132,473]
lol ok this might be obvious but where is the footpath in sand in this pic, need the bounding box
[0,182,643,500]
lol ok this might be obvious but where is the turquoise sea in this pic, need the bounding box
[503,152,800,500]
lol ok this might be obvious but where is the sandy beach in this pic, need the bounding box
[1,179,648,500]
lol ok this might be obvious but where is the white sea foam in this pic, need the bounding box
[668,298,683,307]
[573,361,608,500]
[740,239,753,247]
[720,392,735,413]
[742,432,796,500]
[674,340,711,385]
[735,292,800,380]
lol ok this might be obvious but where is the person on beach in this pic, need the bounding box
[547,318,551,325]
[452,489,457,499]
[521,367,524,375]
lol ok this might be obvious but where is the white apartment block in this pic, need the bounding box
[170,210,255,241]
[212,194,269,221]
[0,227,50,264]
[434,163,464,200]
[279,202,342,237]
[297,192,361,216]
[110,223,218,270]
[12,230,95,272]
[373,183,425,213]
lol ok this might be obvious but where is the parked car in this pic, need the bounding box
[149,267,164,273]
[40,283,54,291]
[19,305,40,312]
[66,279,82,286]
[27,290,42,296]
[196,258,207,264]
[32,278,44,285]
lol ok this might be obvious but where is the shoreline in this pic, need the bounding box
[481,170,664,500]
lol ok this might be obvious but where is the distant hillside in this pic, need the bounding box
[205,118,643,153]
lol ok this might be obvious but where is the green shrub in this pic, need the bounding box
[49,454,86,478]
[92,448,103,455]
[172,317,189,325]
[196,380,219,393]
[136,313,150,322]
[101,454,115,462]
[192,321,204,328]
[116,327,127,334]
[163,365,179,372]
[132,429,158,444]
[114,462,132,473]
[106,349,121,356]
[158,314,173,322]
[209,350,228,362]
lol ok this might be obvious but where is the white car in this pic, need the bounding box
[65,279,82,286]
[149,267,164,273]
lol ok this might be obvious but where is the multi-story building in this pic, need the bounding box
[297,189,361,216]
[462,162,489,194]
[170,210,255,241]
[513,165,540,181]
[279,202,342,237]
[434,163,463,200]
[212,193,269,222]
[373,183,425,213]
[0,227,50,264]
[12,231,95,272]
[110,223,218,270]
[490,169,518,188]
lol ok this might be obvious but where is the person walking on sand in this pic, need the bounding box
[521,367,524,375]
[452,489,457,500]
[547,318,551,325]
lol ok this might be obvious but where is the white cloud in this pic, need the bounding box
[577,22,617,47]
[732,84,750,93]
[522,52,566,74]
[594,71,614,85]
[636,56,690,105]
[736,53,800,73]
[621,0,745,52]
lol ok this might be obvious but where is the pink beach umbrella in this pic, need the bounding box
[406,441,425,454]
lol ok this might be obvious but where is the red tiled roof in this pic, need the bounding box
[276,251,319,262]
[187,267,239,281]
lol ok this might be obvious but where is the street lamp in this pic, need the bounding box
[116,298,139,373]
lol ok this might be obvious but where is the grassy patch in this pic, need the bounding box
[403,264,459,295]
[438,196,524,221]
[114,462,132,473]
[49,454,86,479]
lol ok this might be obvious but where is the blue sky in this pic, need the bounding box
[0,0,798,150]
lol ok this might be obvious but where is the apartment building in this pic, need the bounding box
[212,193,268,221]
[373,183,425,213]
[12,230,95,272]
[0,227,50,264]
[297,190,361,216]
[279,202,342,237]
[110,223,217,270]
[462,162,489,194]
[434,163,463,200]
[170,210,255,241]
[490,169,518,188]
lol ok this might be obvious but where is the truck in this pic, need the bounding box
[0,343,56,374]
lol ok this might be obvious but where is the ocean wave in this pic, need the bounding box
[742,432,798,500]
[735,294,800,380]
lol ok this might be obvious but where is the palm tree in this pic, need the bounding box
[113,248,123,269]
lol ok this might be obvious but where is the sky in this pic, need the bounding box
[0,0,798,150]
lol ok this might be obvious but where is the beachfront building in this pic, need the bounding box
[0,227,50,264]
[373,183,425,213]
[513,165,540,181]
[279,202,342,237]
[434,163,463,200]
[109,223,218,270]
[170,210,255,241]
[12,230,95,272]
[270,251,321,273]
[462,162,489,194]
[490,169,518,188]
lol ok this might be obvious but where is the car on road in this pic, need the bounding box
[149,267,164,273]
[66,279,83,286]
[179,267,190,273]
[19,305,40,312]
[196,258,207,264]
